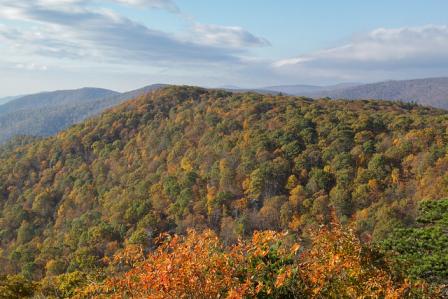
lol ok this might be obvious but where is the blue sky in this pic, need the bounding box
[0,0,448,96]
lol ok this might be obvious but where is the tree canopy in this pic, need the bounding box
[0,86,447,296]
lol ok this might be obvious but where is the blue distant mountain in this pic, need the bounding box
[0,95,23,106]
[0,84,166,143]
[261,78,448,109]
[2,77,448,144]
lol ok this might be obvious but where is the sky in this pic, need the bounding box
[1,0,448,96]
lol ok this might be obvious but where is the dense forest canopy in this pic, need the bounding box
[0,86,448,297]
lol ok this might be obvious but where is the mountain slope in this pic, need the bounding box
[91,84,167,109]
[262,83,360,95]
[316,77,448,109]
[0,88,118,114]
[1,86,448,286]
[0,85,165,143]
[0,95,22,106]
[262,78,448,110]
[0,88,118,143]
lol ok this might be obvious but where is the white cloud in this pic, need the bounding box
[112,0,179,12]
[0,0,272,72]
[275,25,448,70]
[193,24,270,48]
[269,25,448,84]
[1,0,447,91]
[0,0,276,94]
[0,0,246,66]
[15,63,48,71]
[15,0,179,11]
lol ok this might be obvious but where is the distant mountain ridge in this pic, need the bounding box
[0,88,119,114]
[2,77,448,144]
[315,77,448,109]
[260,77,448,109]
[0,95,23,106]
[0,84,166,143]
[261,83,360,95]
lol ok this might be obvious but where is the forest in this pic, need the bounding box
[0,86,447,298]
[0,85,165,144]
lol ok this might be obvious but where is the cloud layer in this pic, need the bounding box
[193,24,271,48]
[0,0,268,69]
[112,0,180,12]
[0,0,448,93]
[274,25,448,82]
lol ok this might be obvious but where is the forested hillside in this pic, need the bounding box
[0,85,165,144]
[0,88,118,115]
[0,96,21,106]
[1,86,448,297]
[263,78,448,110]
[315,77,448,109]
[0,88,118,143]
[261,82,360,96]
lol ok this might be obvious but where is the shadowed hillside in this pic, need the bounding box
[0,85,165,143]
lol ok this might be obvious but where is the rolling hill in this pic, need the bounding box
[0,84,165,144]
[0,88,119,114]
[317,77,448,109]
[0,86,447,296]
[263,78,448,109]
[261,83,360,96]
[0,95,22,106]
[2,78,447,145]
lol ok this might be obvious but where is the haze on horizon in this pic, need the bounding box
[0,0,448,97]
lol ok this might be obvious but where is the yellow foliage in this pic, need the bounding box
[180,156,193,172]
[242,177,251,193]
[391,168,400,184]
[288,215,302,231]
[368,179,379,191]
[206,185,218,215]
[286,174,298,190]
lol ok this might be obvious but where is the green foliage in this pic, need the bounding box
[0,275,36,299]
[0,86,448,288]
[381,199,448,283]
[40,271,87,298]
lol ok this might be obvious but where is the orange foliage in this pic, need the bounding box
[81,230,243,298]
[79,226,437,299]
[300,223,408,298]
